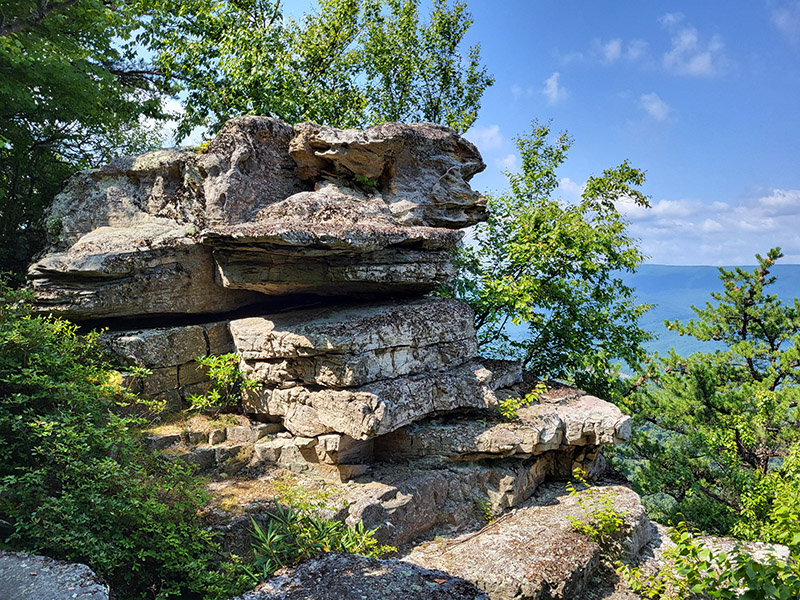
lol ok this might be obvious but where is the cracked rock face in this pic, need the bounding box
[30,116,486,317]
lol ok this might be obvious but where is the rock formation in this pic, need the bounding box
[28,116,645,599]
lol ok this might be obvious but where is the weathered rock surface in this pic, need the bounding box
[199,116,309,227]
[0,551,109,600]
[231,298,477,386]
[290,121,487,228]
[404,483,651,600]
[204,186,461,295]
[28,225,260,319]
[234,552,489,600]
[373,395,631,463]
[244,360,510,440]
[30,116,488,315]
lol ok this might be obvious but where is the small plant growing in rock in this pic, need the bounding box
[478,497,495,523]
[250,501,396,579]
[566,468,624,547]
[498,380,548,420]
[188,353,258,414]
[353,174,379,189]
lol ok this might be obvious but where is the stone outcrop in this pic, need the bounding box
[404,483,651,600]
[26,115,653,600]
[30,116,484,318]
[0,551,109,600]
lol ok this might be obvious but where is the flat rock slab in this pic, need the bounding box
[235,552,488,600]
[244,360,510,439]
[28,225,260,319]
[232,298,477,388]
[0,551,108,600]
[404,484,651,600]
[374,393,631,462]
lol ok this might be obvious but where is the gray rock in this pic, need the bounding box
[404,484,652,600]
[28,225,259,319]
[199,116,309,227]
[234,552,489,600]
[290,121,487,228]
[244,360,505,440]
[373,392,631,463]
[42,149,202,250]
[0,550,109,600]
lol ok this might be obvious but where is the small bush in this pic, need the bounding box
[188,353,257,414]
[0,284,249,599]
[250,501,395,579]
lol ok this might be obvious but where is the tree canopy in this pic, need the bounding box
[135,0,493,138]
[0,0,165,277]
[441,121,652,396]
[619,248,800,535]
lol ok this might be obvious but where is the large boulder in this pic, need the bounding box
[404,484,652,600]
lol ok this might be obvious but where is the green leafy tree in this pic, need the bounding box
[0,284,249,599]
[0,0,165,277]
[620,248,800,535]
[135,0,493,138]
[441,121,651,396]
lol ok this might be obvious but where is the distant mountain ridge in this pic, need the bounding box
[623,263,800,357]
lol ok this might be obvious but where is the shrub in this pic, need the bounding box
[0,284,249,599]
[250,501,395,578]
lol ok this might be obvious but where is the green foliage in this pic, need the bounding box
[188,353,258,414]
[134,0,492,137]
[250,502,395,578]
[566,469,625,548]
[0,284,248,599]
[441,121,651,395]
[498,380,548,420]
[618,522,800,599]
[0,0,165,276]
[619,248,800,535]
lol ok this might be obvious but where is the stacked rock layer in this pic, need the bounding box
[29,117,631,540]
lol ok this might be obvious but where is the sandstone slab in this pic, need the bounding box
[231,298,477,388]
[373,393,631,463]
[28,225,259,319]
[244,360,508,440]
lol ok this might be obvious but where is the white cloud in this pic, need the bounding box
[661,14,726,77]
[559,177,584,202]
[511,84,536,101]
[640,92,672,122]
[702,218,723,232]
[593,38,622,63]
[619,189,800,264]
[496,154,518,172]
[626,39,649,61]
[771,0,800,41]
[542,72,568,104]
[466,124,504,152]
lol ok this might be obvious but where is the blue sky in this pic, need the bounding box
[460,1,800,265]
